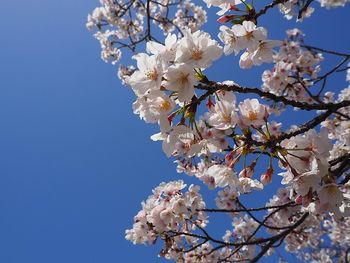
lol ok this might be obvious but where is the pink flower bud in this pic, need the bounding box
[229,4,239,11]
[295,195,303,205]
[301,193,312,207]
[263,107,269,121]
[260,167,273,185]
[206,96,214,110]
[167,112,176,124]
[217,15,235,23]
[239,162,256,178]
[225,151,235,164]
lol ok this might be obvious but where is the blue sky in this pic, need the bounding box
[0,1,349,262]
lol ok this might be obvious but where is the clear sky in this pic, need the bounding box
[0,1,349,263]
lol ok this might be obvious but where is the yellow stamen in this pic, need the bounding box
[191,48,203,60]
[248,111,258,121]
[146,70,158,81]
[159,100,171,111]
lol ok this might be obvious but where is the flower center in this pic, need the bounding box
[224,171,231,177]
[159,100,172,111]
[179,73,190,84]
[229,36,236,44]
[222,114,231,123]
[146,70,158,81]
[245,31,254,41]
[191,48,203,60]
[247,111,258,121]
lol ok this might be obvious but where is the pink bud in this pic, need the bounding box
[228,154,241,169]
[206,96,214,110]
[167,112,176,124]
[301,194,312,207]
[217,15,235,23]
[260,167,273,185]
[239,166,254,178]
[295,195,303,205]
[229,4,239,11]
[263,107,269,121]
[225,151,235,164]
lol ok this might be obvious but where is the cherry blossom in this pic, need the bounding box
[175,28,222,69]
[206,91,238,130]
[238,98,268,128]
[163,63,198,102]
[129,53,165,96]
[207,164,239,188]
[231,21,267,52]
[132,91,175,123]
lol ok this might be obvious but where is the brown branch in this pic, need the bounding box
[169,211,308,250]
[250,213,309,263]
[196,80,350,111]
[315,56,350,84]
[200,201,295,213]
[236,200,295,230]
[329,153,350,166]
[276,109,333,141]
[205,202,299,260]
[254,0,289,19]
[298,0,314,19]
[146,0,151,40]
[340,173,350,185]
[302,44,350,57]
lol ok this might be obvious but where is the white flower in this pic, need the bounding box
[207,91,238,130]
[280,129,332,175]
[318,184,344,206]
[152,125,201,157]
[207,164,239,188]
[239,99,268,127]
[239,51,254,69]
[251,40,282,65]
[203,0,243,9]
[318,0,349,9]
[239,178,263,193]
[292,157,322,196]
[278,1,296,20]
[146,34,178,62]
[218,25,244,55]
[232,21,267,52]
[159,209,173,225]
[94,30,122,64]
[132,91,175,123]
[129,53,165,96]
[175,28,222,68]
[163,63,198,102]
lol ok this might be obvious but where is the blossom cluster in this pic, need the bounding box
[219,21,281,68]
[125,181,207,249]
[262,29,323,103]
[204,0,348,22]
[277,129,350,217]
[265,185,350,262]
[87,0,207,64]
